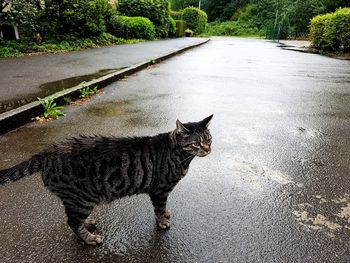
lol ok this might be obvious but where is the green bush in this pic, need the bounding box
[182,7,208,35]
[106,15,127,38]
[170,10,183,20]
[309,14,333,49]
[38,0,114,38]
[175,20,187,37]
[124,17,156,40]
[168,17,177,37]
[206,21,261,37]
[310,8,350,52]
[106,15,155,40]
[118,0,172,38]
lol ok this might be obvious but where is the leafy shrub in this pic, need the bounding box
[38,0,114,38]
[182,7,208,35]
[185,28,194,37]
[123,17,156,40]
[206,21,261,37]
[170,10,183,20]
[310,8,350,52]
[175,20,187,37]
[168,17,177,37]
[309,13,333,49]
[106,15,127,38]
[107,15,156,40]
[118,0,171,38]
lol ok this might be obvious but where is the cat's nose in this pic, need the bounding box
[202,144,211,153]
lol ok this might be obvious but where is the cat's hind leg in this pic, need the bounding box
[64,202,102,245]
[150,193,171,230]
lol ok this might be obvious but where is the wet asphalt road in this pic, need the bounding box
[0,37,350,263]
[0,38,206,113]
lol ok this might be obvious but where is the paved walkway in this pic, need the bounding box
[278,40,311,48]
[0,38,208,114]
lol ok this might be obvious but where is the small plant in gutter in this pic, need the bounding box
[79,86,98,98]
[37,96,65,119]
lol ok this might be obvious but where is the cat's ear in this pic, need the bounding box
[176,119,189,134]
[199,114,213,128]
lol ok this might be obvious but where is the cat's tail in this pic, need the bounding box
[0,154,42,185]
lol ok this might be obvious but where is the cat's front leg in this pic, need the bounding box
[150,193,171,230]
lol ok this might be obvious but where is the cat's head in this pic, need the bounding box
[175,115,213,157]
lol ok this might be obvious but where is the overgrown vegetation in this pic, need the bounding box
[310,8,350,52]
[37,96,65,119]
[0,0,172,57]
[171,0,349,39]
[206,20,263,37]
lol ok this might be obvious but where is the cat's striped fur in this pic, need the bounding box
[0,115,213,245]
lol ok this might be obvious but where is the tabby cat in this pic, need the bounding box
[0,115,213,245]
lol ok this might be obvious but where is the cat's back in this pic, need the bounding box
[43,134,173,161]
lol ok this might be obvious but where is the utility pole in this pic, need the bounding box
[273,10,278,41]
[199,0,201,10]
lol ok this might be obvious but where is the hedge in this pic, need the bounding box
[170,10,183,20]
[182,7,208,35]
[107,15,155,40]
[310,8,350,52]
[38,0,114,38]
[118,0,172,38]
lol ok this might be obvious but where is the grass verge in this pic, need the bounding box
[0,33,145,58]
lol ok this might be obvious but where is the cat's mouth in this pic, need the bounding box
[195,149,211,157]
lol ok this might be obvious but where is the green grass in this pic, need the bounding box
[0,33,145,58]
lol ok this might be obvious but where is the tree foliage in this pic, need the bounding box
[0,0,41,32]
[198,0,349,37]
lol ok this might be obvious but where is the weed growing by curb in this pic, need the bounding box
[79,86,98,98]
[37,96,65,119]
[63,97,72,105]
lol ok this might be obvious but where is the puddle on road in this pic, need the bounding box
[293,194,350,235]
[221,128,265,145]
[0,67,128,114]
[86,100,130,117]
[225,154,302,188]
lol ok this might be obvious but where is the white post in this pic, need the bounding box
[198,0,201,10]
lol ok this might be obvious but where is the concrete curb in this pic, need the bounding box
[0,38,210,135]
[275,41,350,60]
[276,42,310,53]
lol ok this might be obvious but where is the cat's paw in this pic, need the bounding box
[85,233,103,246]
[84,218,97,231]
[156,210,171,230]
[157,218,171,230]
